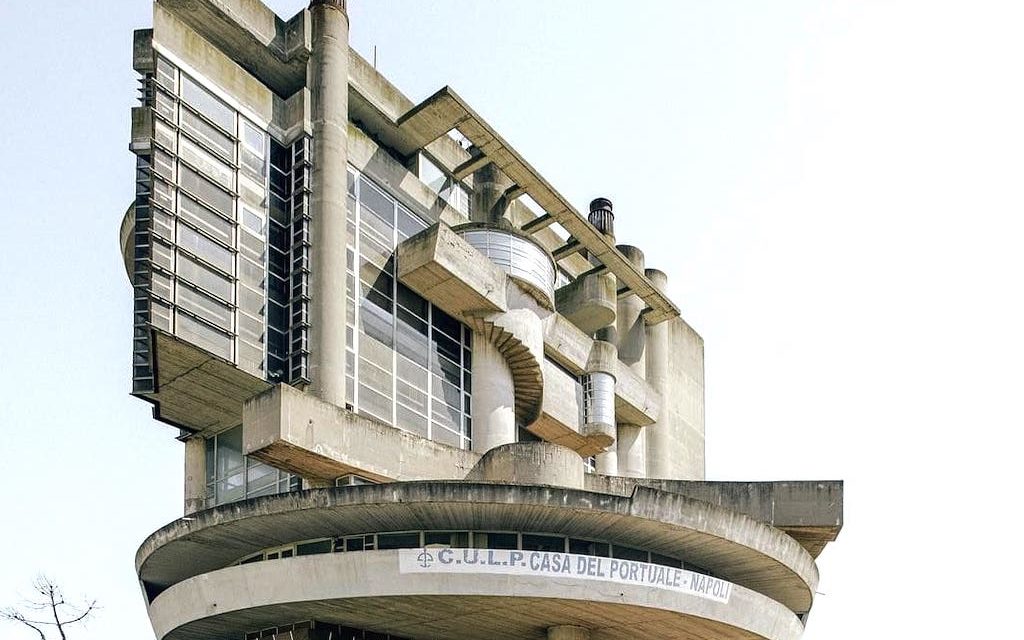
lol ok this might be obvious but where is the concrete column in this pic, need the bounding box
[471,160,514,225]
[306,0,349,407]
[616,245,646,478]
[471,338,517,453]
[548,625,590,640]
[644,268,671,478]
[183,436,206,515]
[588,199,618,476]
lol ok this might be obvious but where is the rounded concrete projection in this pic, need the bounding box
[643,268,672,479]
[466,442,584,489]
[470,336,517,453]
[137,483,819,614]
[147,550,805,640]
[306,0,350,406]
[615,244,647,478]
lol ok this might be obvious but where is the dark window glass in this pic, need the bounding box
[522,534,564,553]
[568,539,609,557]
[477,532,517,550]
[377,532,420,550]
[296,540,333,556]
[612,545,648,562]
[650,553,682,568]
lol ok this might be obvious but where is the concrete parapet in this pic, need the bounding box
[465,442,584,489]
[243,384,479,482]
[138,483,818,615]
[586,477,844,558]
[147,549,803,640]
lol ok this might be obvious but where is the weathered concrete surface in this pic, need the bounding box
[136,483,818,613]
[305,0,349,407]
[156,0,310,96]
[397,223,507,317]
[555,271,616,335]
[244,384,479,482]
[470,337,517,453]
[465,442,584,489]
[586,478,844,559]
[663,316,706,479]
[139,332,271,436]
[148,550,803,640]
[643,268,672,478]
[183,436,206,515]
[151,4,275,124]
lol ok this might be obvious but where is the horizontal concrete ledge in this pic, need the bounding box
[244,383,480,482]
[149,550,804,640]
[588,478,844,559]
[137,482,819,614]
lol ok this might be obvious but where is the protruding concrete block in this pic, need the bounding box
[555,271,616,335]
[243,384,480,482]
[397,223,508,317]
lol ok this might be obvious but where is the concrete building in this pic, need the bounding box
[120,2,843,639]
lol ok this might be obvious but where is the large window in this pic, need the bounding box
[204,425,298,508]
[346,169,473,449]
[135,56,272,382]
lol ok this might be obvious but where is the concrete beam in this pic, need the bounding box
[451,153,491,180]
[552,239,584,262]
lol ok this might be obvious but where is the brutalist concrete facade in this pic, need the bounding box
[120,2,843,639]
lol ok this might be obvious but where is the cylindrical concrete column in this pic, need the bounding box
[471,161,514,225]
[644,268,671,478]
[548,625,591,640]
[183,436,206,515]
[471,338,517,453]
[616,245,646,478]
[306,0,349,407]
[590,198,617,344]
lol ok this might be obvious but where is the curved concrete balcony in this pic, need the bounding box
[147,548,804,640]
[137,483,819,617]
[454,223,556,310]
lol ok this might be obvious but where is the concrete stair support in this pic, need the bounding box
[464,308,545,428]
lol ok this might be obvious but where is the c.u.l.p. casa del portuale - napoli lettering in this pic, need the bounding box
[398,548,733,604]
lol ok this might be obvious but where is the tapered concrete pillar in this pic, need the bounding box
[548,625,590,640]
[644,268,671,478]
[183,436,206,515]
[306,0,349,407]
[471,338,517,453]
[471,161,514,225]
[616,245,646,478]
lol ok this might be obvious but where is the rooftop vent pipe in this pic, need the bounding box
[588,198,614,238]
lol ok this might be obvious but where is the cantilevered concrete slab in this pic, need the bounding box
[148,551,804,640]
[136,484,818,614]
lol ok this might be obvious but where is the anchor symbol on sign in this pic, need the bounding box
[417,550,434,568]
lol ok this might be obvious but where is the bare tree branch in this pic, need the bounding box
[1,576,98,640]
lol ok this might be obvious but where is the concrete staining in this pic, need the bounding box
[121,1,843,638]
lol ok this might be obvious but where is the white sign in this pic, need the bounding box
[398,548,733,604]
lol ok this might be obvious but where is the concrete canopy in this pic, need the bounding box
[137,483,819,614]
[148,551,805,640]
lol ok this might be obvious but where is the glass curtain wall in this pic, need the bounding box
[204,425,299,508]
[345,169,473,450]
[135,56,271,381]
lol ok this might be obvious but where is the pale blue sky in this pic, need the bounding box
[1,1,1022,638]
